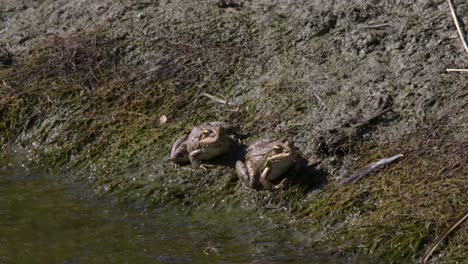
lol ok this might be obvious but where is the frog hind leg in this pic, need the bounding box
[170,134,189,162]
[235,161,257,189]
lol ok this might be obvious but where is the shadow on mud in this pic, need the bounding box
[288,158,328,193]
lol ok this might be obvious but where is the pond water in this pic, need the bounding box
[0,154,361,263]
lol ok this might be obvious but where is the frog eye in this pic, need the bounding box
[202,129,210,135]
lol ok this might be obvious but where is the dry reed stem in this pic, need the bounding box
[422,211,468,263]
[448,0,468,54]
[446,68,468,72]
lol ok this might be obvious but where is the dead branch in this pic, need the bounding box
[448,0,468,55]
[422,211,468,263]
[341,154,403,184]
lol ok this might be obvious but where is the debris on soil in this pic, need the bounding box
[159,115,168,125]
[217,0,243,10]
[200,92,237,106]
[341,154,403,184]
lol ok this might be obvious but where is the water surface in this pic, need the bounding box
[0,155,360,263]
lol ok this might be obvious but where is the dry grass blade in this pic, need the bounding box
[200,93,236,106]
[448,0,468,54]
[422,211,468,263]
[446,69,468,72]
[353,107,393,129]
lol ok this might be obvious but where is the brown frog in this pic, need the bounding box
[170,121,238,169]
[235,139,300,191]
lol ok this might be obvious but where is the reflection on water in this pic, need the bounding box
[0,155,360,264]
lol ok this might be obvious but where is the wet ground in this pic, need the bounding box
[0,154,365,264]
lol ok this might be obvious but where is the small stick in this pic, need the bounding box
[448,0,468,54]
[422,211,468,263]
[354,107,393,129]
[446,69,468,72]
[341,154,403,185]
[314,93,328,109]
[360,23,391,30]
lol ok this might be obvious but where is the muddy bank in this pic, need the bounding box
[1,0,467,262]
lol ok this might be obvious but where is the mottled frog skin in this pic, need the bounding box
[235,139,299,191]
[170,121,238,168]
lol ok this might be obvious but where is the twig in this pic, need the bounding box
[354,107,393,129]
[446,68,468,72]
[448,0,468,54]
[314,93,328,109]
[359,23,391,30]
[341,154,403,184]
[422,211,468,263]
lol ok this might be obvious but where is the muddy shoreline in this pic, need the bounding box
[1,0,467,262]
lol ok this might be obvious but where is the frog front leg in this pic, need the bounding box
[189,149,216,170]
[189,149,203,169]
[260,166,288,191]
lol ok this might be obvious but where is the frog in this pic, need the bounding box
[170,121,238,169]
[235,139,299,191]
